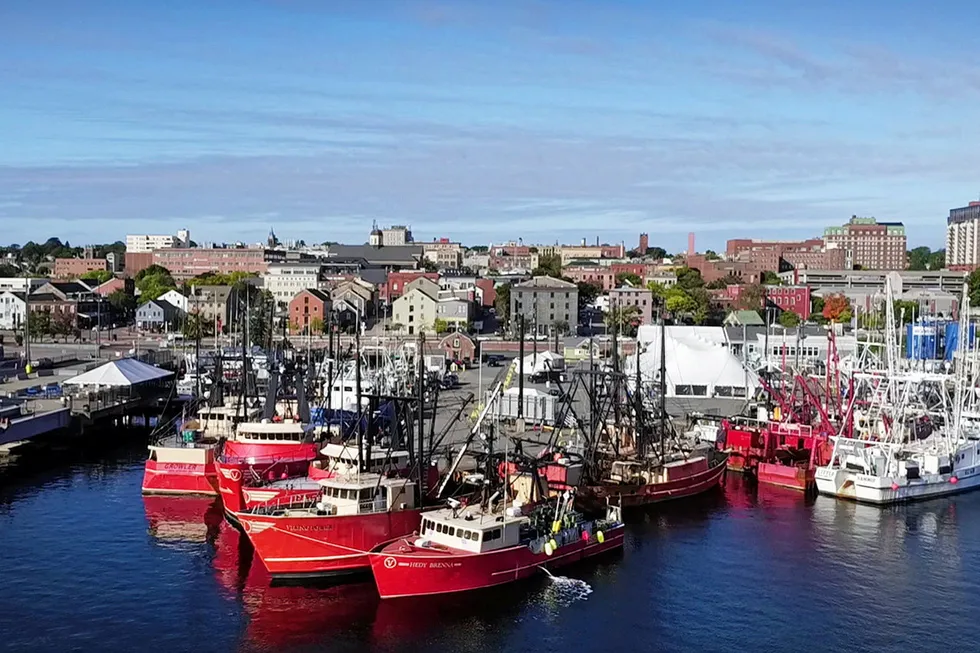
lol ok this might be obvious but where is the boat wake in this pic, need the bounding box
[540,567,593,605]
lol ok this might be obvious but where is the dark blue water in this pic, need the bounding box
[1,445,977,653]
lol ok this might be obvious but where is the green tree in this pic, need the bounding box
[615,272,642,287]
[647,246,667,260]
[761,271,783,285]
[893,299,920,322]
[494,283,511,324]
[309,317,325,334]
[811,295,825,317]
[433,318,449,334]
[705,250,721,261]
[420,259,439,273]
[576,281,601,308]
[778,310,801,328]
[675,267,705,291]
[80,269,113,284]
[551,319,570,336]
[107,289,136,317]
[646,281,667,302]
[665,287,697,315]
[706,274,742,289]
[28,309,51,341]
[533,253,562,278]
[136,265,177,303]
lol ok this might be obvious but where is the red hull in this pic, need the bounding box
[215,443,319,515]
[587,455,728,508]
[241,483,322,510]
[756,461,813,491]
[371,524,625,599]
[237,509,423,578]
[142,459,219,496]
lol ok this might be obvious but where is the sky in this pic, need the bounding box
[1,0,978,251]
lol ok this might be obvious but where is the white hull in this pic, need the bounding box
[815,463,980,505]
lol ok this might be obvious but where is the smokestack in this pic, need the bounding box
[687,232,696,257]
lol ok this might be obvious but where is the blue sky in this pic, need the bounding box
[1,0,977,251]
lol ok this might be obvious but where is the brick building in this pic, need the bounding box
[724,284,811,319]
[289,288,330,333]
[54,257,109,279]
[726,238,847,271]
[823,216,906,270]
[382,271,439,303]
[422,239,464,269]
[152,247,284,281]
[638,233,649,254]
[564,265,616,290]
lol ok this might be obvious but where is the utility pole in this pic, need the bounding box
[22,272,30,365]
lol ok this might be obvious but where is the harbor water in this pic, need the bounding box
[1,443,978,653]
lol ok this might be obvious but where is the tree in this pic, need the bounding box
[647,247,667,260]
[735,284,766,311]
[533,253,562,278]
[907,246,946,271]
[186,270,258,287]
[811,295,825,317]
[761,271,782,285]
[705,250,721,261]
[420,259,439,273]
[646,281,667,302]
[778,310,801,328]
[29,309,51,341]
[665,287,697,315]
[706,274,742,290]
[893,299,920,322]
[615,272,642,287]
[551,319,570,336]
[576,281,601,308]
[108,289,136,317]
[80,269,113,284]
[822,294,852,323]
[50,310,75,342]
[605,304,641,336]
[135,264,176,303]
[494,283,511,324]
[182,311,213,340]
[309,317,325,334]
[675,267,705,291]
[433,318,450,334]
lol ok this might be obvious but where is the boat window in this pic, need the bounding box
[448,526,456,537]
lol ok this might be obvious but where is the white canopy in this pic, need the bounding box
[517,350,565,375]
[64,358,174,387]
[631,325,758,399]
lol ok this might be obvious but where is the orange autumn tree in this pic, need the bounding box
[822,293,852,323]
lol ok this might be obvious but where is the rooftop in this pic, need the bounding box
[515,275,577,290]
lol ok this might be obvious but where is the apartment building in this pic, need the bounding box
[946,200,980,270]
[823,216,906,270]
[264,262,327,308]
[152,247,284,281]
[510,276,578,334]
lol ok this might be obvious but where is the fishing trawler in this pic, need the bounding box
[370,493,623,599]
[142,403,261,496]
[236,473,423,579]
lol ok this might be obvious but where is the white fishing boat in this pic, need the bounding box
[816,282,980,504]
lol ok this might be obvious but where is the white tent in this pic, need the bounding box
[631,325,758,399]
[63,358,174,387]
[517,350,565,376]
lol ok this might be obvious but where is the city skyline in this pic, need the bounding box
[3,0,980,248]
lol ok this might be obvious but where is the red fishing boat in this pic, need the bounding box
[142,404,259,496]
[215,420,320,517]
[370,495,624,599]
[584,448,729,508]
[721,418,833,491]
[240,443,412,510]
[236,473,422,579]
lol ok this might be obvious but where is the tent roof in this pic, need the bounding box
[633,325,758,395]
[64,358,174,387]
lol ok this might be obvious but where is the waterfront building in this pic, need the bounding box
[264,262,328,309]
[0,291,26,329]
[288,288,330,333]
[391,278,439,335]
[151,247,284,281]
[135,299,182,331]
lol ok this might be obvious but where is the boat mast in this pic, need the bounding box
[951,283,970,453]
[416,331,426,500]
[355,317,363,474]
[659,308,667,460]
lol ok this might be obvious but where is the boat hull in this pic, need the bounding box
[586,453,728,508]
[237,510,423,579]
[756,462,812,492]
[241,483,322,510]
[815,465,980,505]
[371,524,625,599]
[142,445,219,496]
